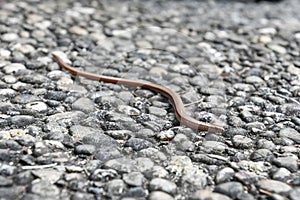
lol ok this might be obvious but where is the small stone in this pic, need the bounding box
[250,149,273,161]
[279,128,300,144]
[156,129,175,141]
[287,64,300,76]
[272,155,298,172]
[268,44,287,54]
[31,168,63,184]
[215,167,235,184]
[11,115,35,127]
[112,29,132,39]
[123,187,147,198]
[272,168,292,181]
[149,178,177,194]
[106,179,126,196]
[30,180,60,197]
[0,88,16,96]
[232,135,253,149]
[2,75,17,84]
[72,97,95,113]
[124,138,154,151]
[74,144,96,155]
[190,189,231,200]
[104,158,137,173]
[245,76,265,84]
[0,186,25,200]
[3,63,26,74]
[148,106,167,117]
[71,192,95,200]
[214,181,243,199]
[2,33,19,42]
[289,188,300,200]
[0,49,11,58]
[135,157,155,172]
[69,26,88,35]
[123,172,145,187]
[0,175,13,186]
[149,191,174,200]
[257,179,292,194]
[259,35,272,44]
[259,27,277,35]
[25,101,48,112]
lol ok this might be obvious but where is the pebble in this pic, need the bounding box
[214,181,243,199]
[148,106,167,117]
[3,63,26,74]
[268,44,287,54]
[2,75,17,84]
[190,189,231,200]
[2,33,19,42]
[69,26,88,35]
[257,179,292,194]
[123,172,145,187]
[0,88,16,96]
[106,179,126,196]
[232,135,254,149]
[72,97,95,113]
[74,144,96,155]
[289,188,300,200]
[10,115,35,127]
[30,180,60,197]
[104,158,137,173]
[124,138,154,151]
[149,191,174,200]
[272,167,292,181]
[215,167,235,184]
[25,101,48,112]
[149,178,177,194]
[279,128,300,144]
[272,155,298,172]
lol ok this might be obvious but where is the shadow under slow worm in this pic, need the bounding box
[52,54,225,133]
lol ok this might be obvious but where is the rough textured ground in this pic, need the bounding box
[0,0,299,199]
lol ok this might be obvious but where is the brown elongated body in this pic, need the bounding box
[52,54,225,132]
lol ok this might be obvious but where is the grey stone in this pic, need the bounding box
[149,191,174,200]
[289,188,300,200]
[0,186,25,199]
[104,158,137,173]
[257,179,292,194]
[72,97,95,113]
[149,178,177,194]
[279,128,300,144]
[190,189,231,200]
[148,106,167,117]
[232,135,254,149]
[215,167,235,184]
[11,115,35,127]
[123,172,145,186]
[214,181,243,198]
[74,144,96,155]
[2,33,19,42]
[0,175,13,186]
[124,138,154,151]
[272,168,292,181]
[70,125,103,141]
[250,149,273,161]
[30,180,60,196]
[71,192,95,200]
[106,179,126,196]
[272,155,298,172]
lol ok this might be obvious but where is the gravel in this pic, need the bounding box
[0,0,299,199]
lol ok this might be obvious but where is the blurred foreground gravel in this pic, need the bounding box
[0,0,299,199]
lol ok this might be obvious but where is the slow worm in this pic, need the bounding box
[52,54,225,132]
